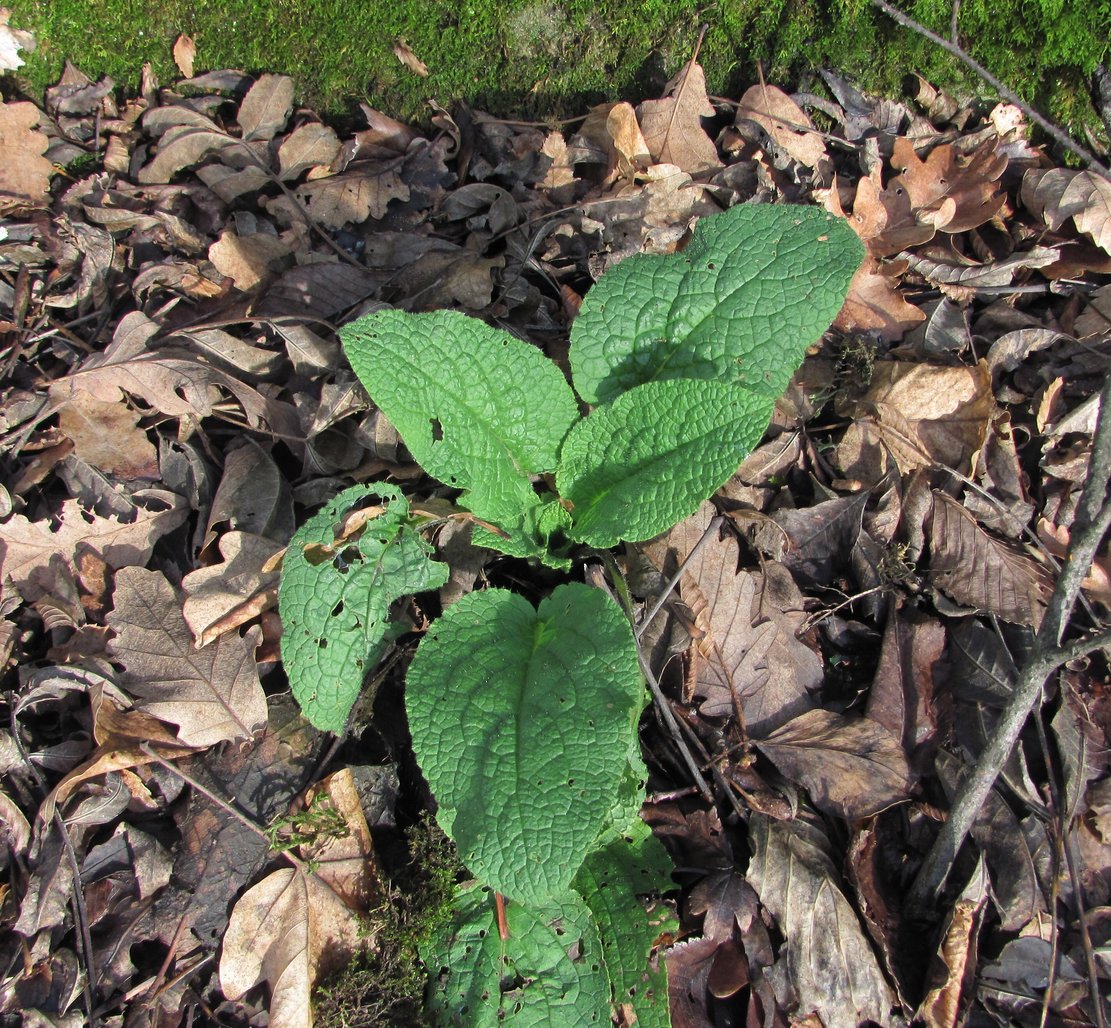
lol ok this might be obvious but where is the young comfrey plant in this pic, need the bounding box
[278,202,864,1024]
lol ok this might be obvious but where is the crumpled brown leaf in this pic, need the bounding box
[56,388,159,479]
[636,60,723,175]
[1022,167,1111,254]
[107,567,267,746]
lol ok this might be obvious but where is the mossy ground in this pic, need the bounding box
[7,0,1108,137]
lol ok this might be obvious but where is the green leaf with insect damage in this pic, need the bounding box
[278,483,447,732]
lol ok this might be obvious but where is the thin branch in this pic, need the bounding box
[636,514,724,641]
[869,0,1111,179]
[907,375,1111,909]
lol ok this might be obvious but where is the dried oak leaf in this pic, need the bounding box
[645,504,821,735]
[208,229,293,291]
[834,257,925,341]
[889,136,1007,233]
[735,84,827,168]
[754,709,912,819]
[636,60,723,175]
[748,814,898,1026]
[928,491,1052,628]
[0,9,34,71]
[107,567,267,747]
[220,773,377,1025]
[266,166,410,228]
[0,101,53,202]
[0,491,188,604]
[838,169,936,257]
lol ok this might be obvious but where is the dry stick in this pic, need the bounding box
[636,514,724,642]
[869,0,1111,180]
[907,374,1111,910]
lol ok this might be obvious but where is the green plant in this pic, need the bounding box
[279,202,864,1024]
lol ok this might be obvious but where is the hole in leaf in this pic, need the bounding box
[318,638,328,649]
[331,600,345,617]
[430,417,444,441]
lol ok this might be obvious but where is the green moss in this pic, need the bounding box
[6,0,1107,137]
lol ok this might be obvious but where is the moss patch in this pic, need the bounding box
[7,0,1107,137]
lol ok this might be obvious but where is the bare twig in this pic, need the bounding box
[637,514,724,641]
[907,376,1111,909]
[869,0,1111,179]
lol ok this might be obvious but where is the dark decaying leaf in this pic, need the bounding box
[754,709,912,819]
[747,813,898,1025]
[927,491,1052,627]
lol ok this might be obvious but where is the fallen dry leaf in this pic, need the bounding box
[1023,167,1111,254]
[208,229,293,291]
[181,531,282,647]
[0,101,53,201]
[835,360,994,486]
[237,73,295,142]
[637,60,723,175]
[56,388,159,479]
[928,491,1052,627]
[754,709,912,819]
[748,814,898,1025]
[0,8,34,71]
[107,567,267,746]
[393,38,429,77]
[172,34,196,78]
[277,122,342,181]
[834,257,926,340]
[267,166,410,228]
[735,83,826,168]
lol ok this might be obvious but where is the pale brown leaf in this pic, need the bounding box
[735,84,826,168]
[0,101,53,201]
[644,504,821,735]
[56,388,159,479]
[754,709,912,819]
[834,257,925,341]
[0,492,188,603]
[277,121,341,180]
[172,34,196,78]
[181,531,281,647]
[220,866,368,1026]
[393,38,429,77]
[107,567,267,746]
[267,166,410,228]
[928,491,1052,627]
[636,60,722,174]
[903,245,1058,288]
[0,8,35,71]
[1023,168,1111,254]
[237,73,294,142]
[208,230,293,291]
[835,360,994,486]
[748,814,898,1026]
[137,126,233,184]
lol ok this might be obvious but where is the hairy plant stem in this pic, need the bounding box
[907,375,1111,911]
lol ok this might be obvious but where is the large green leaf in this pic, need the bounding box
[569,204,865,405]
[406,583,644,903]
[422,884,611,1026]
[557,379,774,547]
[340,309,579,547]
[573,818,677,1028]
[279,484,447,732]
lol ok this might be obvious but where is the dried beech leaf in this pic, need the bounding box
[928,491,1051,627]
[636,60,722,174]
[748,814,898,1026]
[137,126,233,184]
[754,709,912,819]
[107,567,267,746]
[237,73,294,141]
